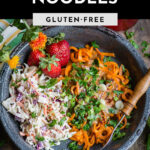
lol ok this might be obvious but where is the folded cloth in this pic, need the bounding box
[0,19,14,32]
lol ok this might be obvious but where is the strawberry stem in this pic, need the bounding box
[47,33,65,45]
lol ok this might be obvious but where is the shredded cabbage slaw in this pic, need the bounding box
[3,64,75,150]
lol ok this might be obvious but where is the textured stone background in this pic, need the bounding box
[0,19,150,150]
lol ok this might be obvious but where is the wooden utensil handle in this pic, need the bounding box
[122,69,150,116]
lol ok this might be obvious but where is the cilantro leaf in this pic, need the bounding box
[68,141,80,150]
[125,31,134,39]
[129,40,139,49]
[103,56,112,63]
[49,120,57,127]
[141,41,150,53]
[122,65,126,73]
[83,124,90,130]
[35,136,45,141]
[113,90,123,95]
[31,112,37,118]
[39,78,57,89]
[59,117,66,126]
[91,41,99,48]
[108,108,116,114]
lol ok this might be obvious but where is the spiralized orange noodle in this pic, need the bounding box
[62,45,133,150]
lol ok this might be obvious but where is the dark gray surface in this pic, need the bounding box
[0,26,150,150]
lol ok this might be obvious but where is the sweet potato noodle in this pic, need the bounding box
[61,45,132,150]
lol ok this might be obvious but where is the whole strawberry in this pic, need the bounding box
[46,33,70,67]
[39,55,61,78]
[27,49,45,66]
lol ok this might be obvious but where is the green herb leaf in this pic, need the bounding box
[22,78,28,81]
[122,65,126,73]
[113,90,123,96]
[68,141,79,150]
[129,40,139,49]
[39,78,57,89]
[31,112,37,118]
[30,93,36,98]
[125,31,135,39]
[89,67,98,76]
[93,59,99,66]
[91,41,99,48]
[83,124,90,130]
[35,136,45,141]
[141,41,149,53]
[59,117,66,126]
[108,108,116,114]
[61,111,65,114]
[114,96,119,101]
[103,56,112,63]
[109,120,118,127]
[49,120,57,127]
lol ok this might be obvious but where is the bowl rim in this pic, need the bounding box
[0,26,150,150]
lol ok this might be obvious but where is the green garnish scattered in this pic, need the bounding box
[113,90,123,95]
[49,120,57,127]
[39,78,57,89]
[108,108,116,114]
[22,78,28,81]
[109,120,118,127]
[125,31,135,39]
[30,93,36,98]
[11,82,18,88]
[122,65,126,73]
[129,39,139,49]
[36,69,43,76]
[83,124,90,130]
[68,141,80,150]
[31,112,37,118]
[103,56,112,63]
[141,41,150,53]
[35,136,45,141]
[59,117,66,126]
[114,96,119,101]
[125,31,138,49]
[91,41,99,48]
[60,111,65,114]
[147,117,150,128]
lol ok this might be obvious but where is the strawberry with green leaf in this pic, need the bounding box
[46,33,70,67]
[39,55,61,78]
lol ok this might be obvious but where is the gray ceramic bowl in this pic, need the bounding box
[0,26,150,150]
